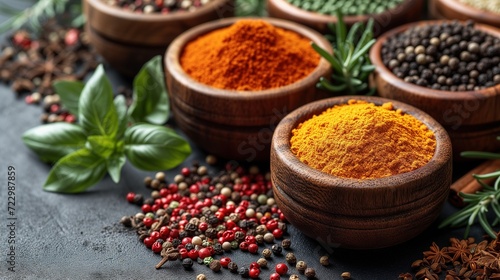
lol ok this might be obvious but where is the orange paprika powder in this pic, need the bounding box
[180,19,320,91]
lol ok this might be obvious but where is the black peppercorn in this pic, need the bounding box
[238,266,249,277]
[182,258,194,270]
[272,244,283,255]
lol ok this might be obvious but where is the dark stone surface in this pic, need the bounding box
[0,5,490,280]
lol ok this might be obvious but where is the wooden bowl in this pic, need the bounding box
[370,20,500,159]
[266,0,425,36]
[83,0,234,77]
[432,0,500,28]
[270,95,453,249]
[165,17,332,162]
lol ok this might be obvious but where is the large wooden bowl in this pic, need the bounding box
[83,0,234,77]
[266,0,425,36]
[271,95,452,249]
[165,17,332,162]
[370,20,500,158]
[432,0,500,28]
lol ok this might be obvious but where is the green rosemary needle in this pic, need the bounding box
[439,139,500,238]
[311,10,376,95]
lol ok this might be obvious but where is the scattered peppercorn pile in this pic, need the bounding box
[382,21,500,91]
[286,0,404,16]
[399,233,500,280]
[102,0,214,14]
[120,160,327,278]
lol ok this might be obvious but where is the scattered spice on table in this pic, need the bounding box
[287,0,405,16]
[120,160,327,278]
[382,20,500,91]
[457,0,500,14]
[290,99,436,179]
[180,19,320,91]
[102,0,215,14]
[0,21,99,96]
[0,20,100,123]
[399,233,500,280]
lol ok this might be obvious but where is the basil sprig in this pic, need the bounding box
[22,56,191,193]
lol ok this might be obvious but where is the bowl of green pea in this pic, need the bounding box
[267,0,425,36]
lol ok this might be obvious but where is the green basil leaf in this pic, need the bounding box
[43,148,107,193]
[53,80,84,116]
[78,65,118,137]
[124,124,191,171]
[129,56,169,125]
[22,123,86,162]
[87,135,116,159]
[114,94,128,139]
[106,152,126,183]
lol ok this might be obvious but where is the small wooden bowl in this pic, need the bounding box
[370,20,500,158]
[266,0,425,36]
[432,0,500,28]
[165,17,332,162]
[271,95,452,249]
[83,0,234,77]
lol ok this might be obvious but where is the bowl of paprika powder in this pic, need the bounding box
[271,95,452,249]
[165,17,332,161]
[83,0,234,77]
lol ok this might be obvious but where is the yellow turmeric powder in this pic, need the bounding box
[290,100,436,179]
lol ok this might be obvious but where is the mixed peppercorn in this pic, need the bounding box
[121,160,325,278]
[382,20,500,91]
[102,0,214,14]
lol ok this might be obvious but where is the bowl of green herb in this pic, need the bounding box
[267,0,425,36]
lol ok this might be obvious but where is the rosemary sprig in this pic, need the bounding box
[311,11,376,95]
[439,137,500,239]
[235,0,266,16]
[0,0,82,34]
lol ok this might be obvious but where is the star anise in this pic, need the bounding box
[423,242,453,265]
[477,251,500,271]
[448,239,473,263]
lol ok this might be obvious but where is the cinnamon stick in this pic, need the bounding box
[449,160,500,208]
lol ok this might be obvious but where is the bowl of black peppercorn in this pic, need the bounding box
[370,20,500,159]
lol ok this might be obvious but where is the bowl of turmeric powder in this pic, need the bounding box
[270,95,452,249]
[165,17,332,161]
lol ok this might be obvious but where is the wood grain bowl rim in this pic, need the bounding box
[85,0,231,22]
[271,95,452,190]
[267,0,421,26]
[435,0,500,27]
[273,182,447,228]
[370,20,500,101]
[165,17,332,100]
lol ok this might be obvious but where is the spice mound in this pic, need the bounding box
[290,100,436,179]
[180,19,320,91]
[286,0,404,16]
[382,21,500,91]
